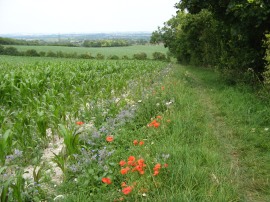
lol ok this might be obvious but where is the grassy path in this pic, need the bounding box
[172,65,270,201]
[190,71,242,192]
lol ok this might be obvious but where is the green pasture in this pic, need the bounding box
[3,44,168,58]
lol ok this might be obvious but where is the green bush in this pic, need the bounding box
[39,51,46,57]
[133,52,147,60]
[0,45,4,54]
[152,52,166,61]
[46,51,56,57]
[96,53,105,60]
[79,53,94,59]
[122,55,129,60]
[4,46,20,56]
[107,55,119,60]
[25,49,40,57]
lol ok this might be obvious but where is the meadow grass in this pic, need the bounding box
[3,44,168,58]
[176,66,270,201]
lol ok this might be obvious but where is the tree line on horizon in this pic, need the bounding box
[0,37,149,48]
[151,0,270,87]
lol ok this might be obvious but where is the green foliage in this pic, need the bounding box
[0,37,39,46]
[0,45,4,54]
[83,39,130,47]
[46,50,56,57]
[107,55,119,60]
[122,55,129,60]
[154,0,270,83]
[150,29,163,44]
[53,152,67,174]
[78,53,94,59]
[152,52,166,61]
[133,52,147,60]
[25,49,40,57]
[96,53,105,60]
[58,124,80,155]
[0,130,13,164]
[3,46,20,56]
[158,10,222,66]
[263,33,270,90]
[39,51,46,57]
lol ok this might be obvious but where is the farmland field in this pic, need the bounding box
[0,55,171,201]
[3,44,168,58]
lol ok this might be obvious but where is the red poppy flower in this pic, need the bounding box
[133,140,138,145]
[148,119,157,127]
[120,168,129,175]
[139,141,144,146]
[119,160,126,167]
[153,170,159,176]
[156,116,162,119]
[76,121,84,125]
[137,158,145,165]
[106,136,114,142]
[102,177,112,184]
[153,122,160,128]
[164,163,168,168]
[122,186,133,195]
[128,156,135,161]
[154,163,162,171]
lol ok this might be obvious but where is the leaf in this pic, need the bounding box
[0,166,6,174]
[1,185,9,202]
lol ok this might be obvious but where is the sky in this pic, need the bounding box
[0,0,177,35]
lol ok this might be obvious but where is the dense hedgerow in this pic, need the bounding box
[263,34,270,90]
[152,1,270,84]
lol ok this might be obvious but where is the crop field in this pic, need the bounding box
[3,44,168,59]
[0,55,172,201]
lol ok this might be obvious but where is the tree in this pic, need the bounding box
[177,0,270,72]
[0,45,4,54]
[4,47,20,56]
[150,28,163,44]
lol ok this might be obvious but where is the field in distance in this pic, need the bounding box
[3,44,168,59]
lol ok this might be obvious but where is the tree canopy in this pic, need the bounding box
[152,0,270,82]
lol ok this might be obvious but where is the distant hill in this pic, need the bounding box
[0,32,152,42]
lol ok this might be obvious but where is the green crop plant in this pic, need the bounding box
[33,165,44,184]
[52,152,67,176]
[0,129,13,164]
[58,124,81,156]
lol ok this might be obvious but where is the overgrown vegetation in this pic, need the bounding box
[263,33,270,90]
[151,0,270,83]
